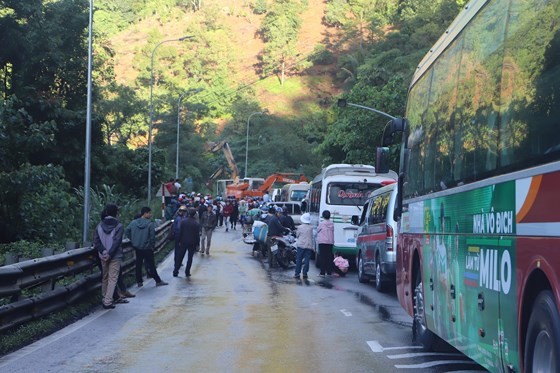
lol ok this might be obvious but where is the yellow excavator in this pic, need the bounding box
[205,141,240,191]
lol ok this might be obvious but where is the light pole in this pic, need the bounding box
[82,0,93,246]
[245,110,268,178]
[337,99,397,120]
[147,35,192,204]
[176,88,203,179]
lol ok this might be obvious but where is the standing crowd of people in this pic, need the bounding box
[93,191,349,309]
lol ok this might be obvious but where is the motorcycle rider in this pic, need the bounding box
[263,206,288,268]
[279,206,295,231]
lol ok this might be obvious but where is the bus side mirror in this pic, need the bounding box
[376,147,390,174]
[382,118,406,147]
[351,215,359,225]
[301,200,307,213]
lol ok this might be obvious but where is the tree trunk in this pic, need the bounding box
[281,60,285,86]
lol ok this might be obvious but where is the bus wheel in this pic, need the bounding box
[524,290,560,373]
[358,255,369,283]
[413,270,436,350]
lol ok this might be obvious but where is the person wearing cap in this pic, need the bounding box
[172,205,188,276]
[294,213,314,279]
[178,209,201,276]
[199,204,218,255]
[126,207,168,287]
[93,204,124,309]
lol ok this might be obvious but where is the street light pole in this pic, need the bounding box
[147,35,191,204]
[337,99,397,120]
[245,110,268,178]
[82,0,93,246]
[176,92,187,181]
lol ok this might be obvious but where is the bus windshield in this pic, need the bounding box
[326,183,378,206]
[290,190,307,201]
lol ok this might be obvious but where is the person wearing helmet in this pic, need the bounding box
[262,206,289,268]
[172,205,188,277]
[279,206,295,231]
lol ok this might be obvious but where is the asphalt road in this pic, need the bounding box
[0,227,486,373]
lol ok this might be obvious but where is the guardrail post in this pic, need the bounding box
[5,252,17,265]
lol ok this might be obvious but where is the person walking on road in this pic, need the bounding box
[223,200,233,232]
[93,204,124,309]
[230,200,239,230]
[317,210,334,277]
[126,207,168,287]
[294,213,314,279]
[199,204,217,255]
[178,209,201,277]
[172,205,188,276]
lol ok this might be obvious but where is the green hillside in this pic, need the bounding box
[0,0,464,244]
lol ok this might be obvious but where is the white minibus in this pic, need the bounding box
[309,164,397,263]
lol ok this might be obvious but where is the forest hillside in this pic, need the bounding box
[0,0,464,245]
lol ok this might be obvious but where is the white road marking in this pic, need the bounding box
[383,345,424,351]
[367,340,384,352]
[395,360,479,369]
[340,309,352,317]
[367,340,422,353]
[388,352,463,359]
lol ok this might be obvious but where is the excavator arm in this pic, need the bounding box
[205,141,239,183]
[205,166,225,190]
[258,173,307,192]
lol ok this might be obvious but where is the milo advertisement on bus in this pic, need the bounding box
[419,180,518,371]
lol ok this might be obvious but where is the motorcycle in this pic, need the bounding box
[271,229,297,269]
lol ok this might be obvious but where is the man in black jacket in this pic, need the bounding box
[177,209,201,277]
[262,206,288,268]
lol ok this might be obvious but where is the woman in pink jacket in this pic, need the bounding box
[316,210,334,277]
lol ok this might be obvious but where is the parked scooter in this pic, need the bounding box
[271,229,297,269]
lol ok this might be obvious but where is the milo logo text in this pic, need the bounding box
[479,248,512,295]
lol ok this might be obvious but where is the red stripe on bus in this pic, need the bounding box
[357,233,386,243]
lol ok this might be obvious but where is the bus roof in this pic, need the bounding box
[411,0,487,88]
[312,164,397,183]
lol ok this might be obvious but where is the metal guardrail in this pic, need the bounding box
[0,221,172,333]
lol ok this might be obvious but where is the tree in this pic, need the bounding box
[259,0,306,85]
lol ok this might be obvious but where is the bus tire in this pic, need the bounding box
[358,255,369,283]
[524,290,560,373]
[413,270,437,350]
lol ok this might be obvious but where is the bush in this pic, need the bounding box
[252,0,267,14]
[0,240,45,265]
